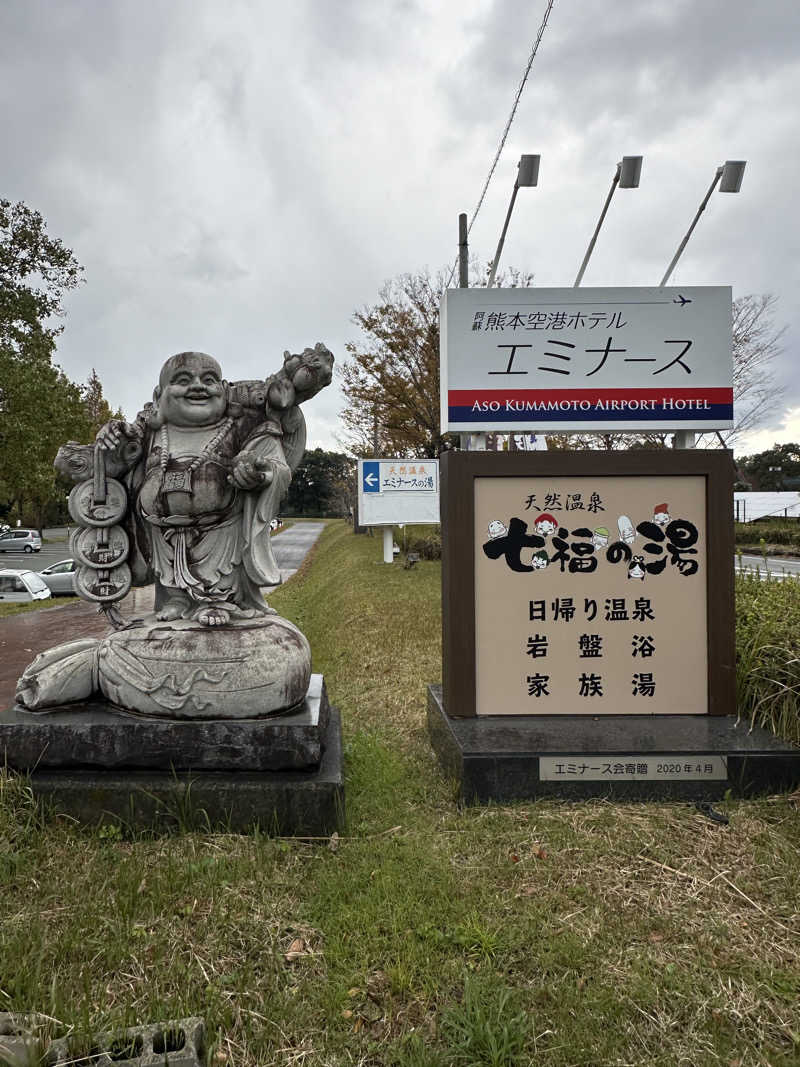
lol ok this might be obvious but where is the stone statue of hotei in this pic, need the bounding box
[16,344,334,720]
[96,346,331,627]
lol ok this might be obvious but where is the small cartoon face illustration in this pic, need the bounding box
[653,503,670,526]
[618,515,636,544]
[628,555,645,580]
[530,550,550,570]
[487,519,507,540]
[592,526,610,550]
[533,512,558,537]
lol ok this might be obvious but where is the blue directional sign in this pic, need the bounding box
[362,461,380,493]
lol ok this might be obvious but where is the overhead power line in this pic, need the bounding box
[447,0,556,286]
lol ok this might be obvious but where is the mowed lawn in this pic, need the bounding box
[0,521,798,1066]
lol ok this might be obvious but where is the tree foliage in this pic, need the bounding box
[0,198,83,358]
[737,443,800,491]
[0,199,118,527]
[339,265,533,458]
[83,367,122,437]
[283,448,355,516]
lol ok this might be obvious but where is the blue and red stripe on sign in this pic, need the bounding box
[448,387,733,423]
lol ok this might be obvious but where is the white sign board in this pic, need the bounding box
[358,458,440,526]
[440,286,733,432]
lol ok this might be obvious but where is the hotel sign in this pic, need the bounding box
[440,286,733,432]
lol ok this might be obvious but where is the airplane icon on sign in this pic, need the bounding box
[673,294,692,307]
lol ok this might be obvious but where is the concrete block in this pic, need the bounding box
[1,676,330,772]
[25,706,344,834]
[0,1016,203,1067]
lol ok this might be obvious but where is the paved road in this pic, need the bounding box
[736,553,800,581]
[0,522,324,708]
[265,522,324,583]
[0,523,324,580]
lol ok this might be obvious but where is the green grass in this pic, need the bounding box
[735,518,800,556]
[0,522,799,1066]
[736,570,800,744]
[0,596,79,618]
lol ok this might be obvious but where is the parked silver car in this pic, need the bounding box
[0,569,52,603]
[0,529,42,553]
[38,558,77,595]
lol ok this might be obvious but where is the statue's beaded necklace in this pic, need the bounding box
[159,417,234,494]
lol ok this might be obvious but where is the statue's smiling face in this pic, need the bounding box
[159,353,226,427]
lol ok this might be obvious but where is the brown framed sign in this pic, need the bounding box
[441,450,734,718]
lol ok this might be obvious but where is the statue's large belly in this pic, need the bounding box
[139,462,235,521]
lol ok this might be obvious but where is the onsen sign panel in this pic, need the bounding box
[440,450,734,719]
[440,286,733,432]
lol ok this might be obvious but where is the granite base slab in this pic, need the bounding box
[23,706,344,835]
[1,675,330,772]
[427,685,800,803]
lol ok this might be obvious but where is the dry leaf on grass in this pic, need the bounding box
[284,937,307,962]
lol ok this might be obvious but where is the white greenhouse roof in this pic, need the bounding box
[734,492,800,522]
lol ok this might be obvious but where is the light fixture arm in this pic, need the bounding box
[573,164,621,287]
[659,167,723,287]
[486,181,520,288]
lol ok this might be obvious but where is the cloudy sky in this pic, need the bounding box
[2,0,798,455]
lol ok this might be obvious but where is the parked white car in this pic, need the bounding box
[38,558,77,595]
[0,569,52,603]
[0,528,42,553]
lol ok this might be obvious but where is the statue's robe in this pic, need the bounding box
[122,382,304,615]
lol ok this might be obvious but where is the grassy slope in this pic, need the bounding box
[0,522,798,1066]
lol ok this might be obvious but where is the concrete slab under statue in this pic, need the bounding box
[2,347,344,833]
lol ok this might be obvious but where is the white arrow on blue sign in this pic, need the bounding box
[362,460,380,493]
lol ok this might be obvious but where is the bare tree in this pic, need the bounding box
[339,264,533,458]
[718,292,785,446]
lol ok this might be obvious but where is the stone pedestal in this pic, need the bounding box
[428,684,800,803]
[1,675,344,834]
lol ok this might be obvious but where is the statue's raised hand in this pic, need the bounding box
[229,453,274,490]
[95,419,140,451]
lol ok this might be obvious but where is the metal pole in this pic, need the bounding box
[458,213,469,288]
[382,526,394,564]
[660,168,722,287]
[487,183,519,288]
[673,430,696,449]
[574,167,620,287]
[458,213,469,450]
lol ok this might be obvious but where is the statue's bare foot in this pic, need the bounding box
[195,606,230,627]
[157,599,188,621]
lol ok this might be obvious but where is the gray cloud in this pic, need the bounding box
[1,0,797,448]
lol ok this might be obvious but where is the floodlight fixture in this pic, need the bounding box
[486,154,541,288]
[573,156,643,286]
[719,160,746,193]
[659,160,747,286]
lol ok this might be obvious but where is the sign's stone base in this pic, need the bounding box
[427,685,800,803]
[1,675,331,772]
